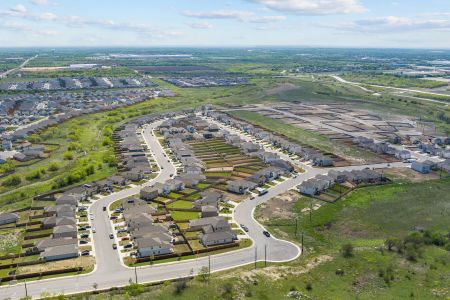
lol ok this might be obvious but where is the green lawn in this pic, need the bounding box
[171,211,199,221]
[167,200,194,210]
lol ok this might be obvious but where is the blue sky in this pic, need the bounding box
[0,0,450,48]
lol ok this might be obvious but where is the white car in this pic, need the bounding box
[92,227,96,233]
[90,216,94,220]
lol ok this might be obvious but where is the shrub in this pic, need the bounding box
[63,151,74,160]
[48,162,60,171]
[341,243,354,258]
[173,279,188,295]
[2,174,22,186]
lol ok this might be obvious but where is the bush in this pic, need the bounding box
[173,279,188,295]
[124,283,145,296]
[2,174,22,186]
[341,243,354,258]
[48,162,60,172]
[63,151,74,160]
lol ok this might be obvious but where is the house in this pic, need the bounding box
[140,186,159,200]
[184,166,204,175]
[55,205,76,218]
[36,237,77,252]
[298,180,319,196]
[269,159,294,172]
[124,169,144,182]
[1,138,12,151]
[126,213,154,232]
[109,175,127,186]
[40,244,79,261]
[193,191,222,209]
[395,150,411,160]
[53,225,77,238]
[135,232,174,257]
[56,195,78,206]
[165,179,184,192]
[201,230,237,247]
[96,179,114,193]
[328,170,348,183]
[411,160,436,174]
[189,216,231,232]
[227,179,257,194]
[259,152,279,163]
[201,206,219,218]
[42,216,76,228]
[312,155,334,167]
[241,142,260,153]
[0,212,19,225]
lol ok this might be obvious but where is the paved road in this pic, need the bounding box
[331,75,450,105]
[0,55,38,79]
[0,116,409,299]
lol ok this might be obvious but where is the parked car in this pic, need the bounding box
[80,233,89,239]
[109,233,114,239]
[263,231,271,237]
[121,237,130,241]
[81,250,90,256]
[240,224,249,232]
[124,244,133,249]
[110,216,118,220]
[79,240,88,245]
[112,243,117,249]
[90,216,94,221]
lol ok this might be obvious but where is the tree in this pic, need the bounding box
[198,266,209,282]
[385,237,399,251]
[341,243,354,258]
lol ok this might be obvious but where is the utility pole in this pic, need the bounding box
[24,279,28,298]
[134,266,138,284]
[309,200,312,223]
[264,244,267,267]
[254,246,257,269]
[301,231,304,253]
[208,255,211,277]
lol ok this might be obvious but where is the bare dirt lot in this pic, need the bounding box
[18,256,95,274]
[383,167,440,182]
[256,190,299,221]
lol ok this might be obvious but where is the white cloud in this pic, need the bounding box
[31,0,49,5]
[10,4,27,14]
[183,10,285,23]
[0,5,181,40]
[325,16,450,32]
[187,21,213,29]
[246,0,366,15]
[0,20,58,36]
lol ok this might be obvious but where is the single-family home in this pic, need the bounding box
[40,244,79,261]
[0,212,19,225]
[227,179,257,194]
[53,225,77,238]
[201,230,237,247]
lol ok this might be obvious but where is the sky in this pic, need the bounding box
[1,0,450,48]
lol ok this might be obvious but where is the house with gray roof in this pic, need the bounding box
[189,216,231,232]
[0,212,19,225]
[135,232,173,257]
[227,179,257,194]
[201,230,237,247]
[40,244,79,261]
[36,237,77,252]
[53,224,77,238]
[201,206,219,218]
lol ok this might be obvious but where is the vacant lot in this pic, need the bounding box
[229,110,381,164]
